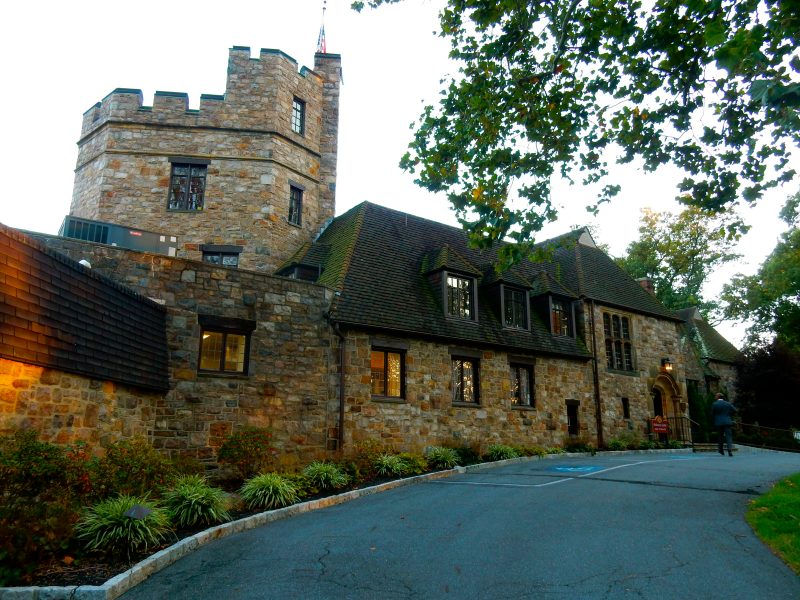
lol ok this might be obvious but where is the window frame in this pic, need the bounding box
[603,312,635,372]
[502,285,528,330]
[197,316,255,375]
[451,356,480,405]
[291,97,306,135]
[621,397,631,419]
[288,185,303,226]
[167,158,209,212]
[202,251,240,268]
[510,363,535,408]
[445,272,477,321]
[550,296,574,337]
[369,348,406,400]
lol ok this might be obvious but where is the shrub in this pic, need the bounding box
[163,475,230,528]
[667,439,685,449]
[397,452,428,475]
[546,446,566,454]
[373,453,408,477]
[91,437,175,499]
[75,495,171,560]
[240,473,299,510]
[564,437,596,454]
[607,439,627,451]
[424,446,460,469]
[303,461,350,490]
[349,438,392,481]
[170,454,207,476]
[520,445,548,457]
[638,439,658,450]
[485,444,520,461]
[452,444,482,466]
[217,427,275,479]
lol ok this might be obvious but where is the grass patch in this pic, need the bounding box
[746,472,800,574]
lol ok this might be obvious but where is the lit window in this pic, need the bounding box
[504,287,527,329]
[551,298,571,336]
[603,312,634,371]
[370,349,404,398]
[289,185,303,226]
[199,330,249,374]
[511,364,534,407]
[447,274,475,320]
[452,357,479,404]
[291,97,305,135]
[168,163,207,211]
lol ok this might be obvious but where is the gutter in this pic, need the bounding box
[332,321,346,451]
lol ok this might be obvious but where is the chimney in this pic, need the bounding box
[636,277,655,295]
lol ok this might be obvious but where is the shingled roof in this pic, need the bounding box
[677,307,742,365]
[282,202,682,359]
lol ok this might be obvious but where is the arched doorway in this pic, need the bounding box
[652,372,689,442]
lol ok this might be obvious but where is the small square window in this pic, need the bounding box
[511,364,534,407]
[447,274,475,320]
[504,287,527,329]
[291,97,306,135]
[203,251,240,268]
[370,349,404,398]
[199,329,249,374]
[168,163,206,211]
[289,186,303,226]
[452,357,479,404]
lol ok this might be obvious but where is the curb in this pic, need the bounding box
[0,449,694,599]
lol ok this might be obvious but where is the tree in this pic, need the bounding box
[735,340,800,428]
[722,192,800,350]
[615,206,742,316]
[353,1,799,264]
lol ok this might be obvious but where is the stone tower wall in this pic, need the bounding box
[70,47,342,273]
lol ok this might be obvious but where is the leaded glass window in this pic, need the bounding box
[168,164,206,211]
[504,287,527,329]
[452,357,479,404]
[291,97,305,135]
[370,349,404,398]
[447,275,474,320]
[511,364,534,407]
[603,312,634,371]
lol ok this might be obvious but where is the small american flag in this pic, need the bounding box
[317,23,326,54]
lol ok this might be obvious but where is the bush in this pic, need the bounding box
[607,439,627,451]
[217,427,275,479]
[397,452,428,475]
[546,446,566,454]
[240,473,299,510]
[424,446,460,469]
[513,445,547,457]
[75,495,171,560]
[564,437,596,454]
[373,453,408,477]
[92,437,175,499]
[0,431,89,586]
[303,461,350,490]
[485,444,520,461]
[638,439,658,450]
[163,475,230,528]
[452,444,482,466]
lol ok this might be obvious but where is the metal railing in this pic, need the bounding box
[735,422,800,453]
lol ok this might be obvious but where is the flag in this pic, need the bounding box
[317,23,326,54]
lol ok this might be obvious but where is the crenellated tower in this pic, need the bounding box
[70,47,342,272]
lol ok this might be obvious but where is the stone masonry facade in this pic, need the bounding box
[70,48,342,274]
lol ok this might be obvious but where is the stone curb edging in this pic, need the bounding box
[0,448,695,599]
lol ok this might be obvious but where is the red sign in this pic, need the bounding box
[652,416,669,433]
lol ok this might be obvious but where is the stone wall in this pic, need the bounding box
[70,48,342,274]
[0,358,157,446]
[37,235,338,467]
[340,332,595,452]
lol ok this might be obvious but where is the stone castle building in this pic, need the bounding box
[0,44,740,466]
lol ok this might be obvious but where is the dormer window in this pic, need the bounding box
[447,274,475,320]
[551,297,573,337]
[503,286,528,329]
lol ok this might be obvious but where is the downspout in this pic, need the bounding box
[587,298,604,447]
[332,322,346,452]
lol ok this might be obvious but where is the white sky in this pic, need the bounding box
[0,0,794,346]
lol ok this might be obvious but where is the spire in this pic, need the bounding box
[316,0,327,54]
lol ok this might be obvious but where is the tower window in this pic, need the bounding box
[168,163,207,211]
[289,185,303,226]
[291,97,306,135]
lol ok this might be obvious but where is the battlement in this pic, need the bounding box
[79,46,342,138]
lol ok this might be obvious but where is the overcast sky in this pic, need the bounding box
[0,0,793,345]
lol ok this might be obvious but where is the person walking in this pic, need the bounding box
[711,393,737,456]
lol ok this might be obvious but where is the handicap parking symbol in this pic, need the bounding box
[550,465,604,473]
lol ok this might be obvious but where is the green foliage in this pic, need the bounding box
[75,495,171,559]
[563,438,597,454]
[424,446,461,469]
[637,439,659,450]
[513,445,548,457]
[170,454,207,476]
[616,207,742,315]
[397,452,429,475]
[302,461,350,490]
[162,475,230,528]
[373,453,409,477]
[746,473,800,574]
[723,194,800,350]
[546,446,566,455]
[452,444,482,466]
[0,431,91,586]
[216,427,275,479]
[239,473,300,510]
[485,444,520,461]
[92,437,176,499]
[607,439,627,451]
[354,1,798,263]
[735,342,800,428]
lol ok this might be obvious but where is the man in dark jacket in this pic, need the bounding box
[711,393,737,456]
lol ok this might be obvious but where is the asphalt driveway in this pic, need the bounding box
[121,449,800,599]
